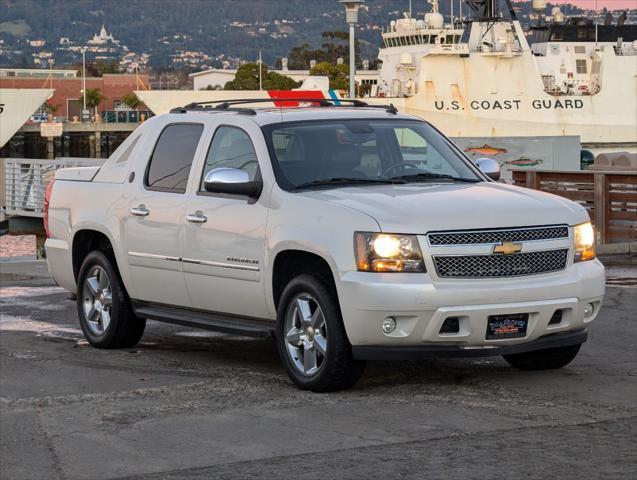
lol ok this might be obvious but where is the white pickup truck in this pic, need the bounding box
[45,99,605,391]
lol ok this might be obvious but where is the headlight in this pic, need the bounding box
[354,232,426,272]
[574,222,596,262]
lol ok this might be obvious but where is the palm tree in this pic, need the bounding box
[79,88,106,121]
[46,102,60,120]
[122,92,142,110]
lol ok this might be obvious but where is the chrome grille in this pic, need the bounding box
[428,226,569,246]
[434,249,569,278]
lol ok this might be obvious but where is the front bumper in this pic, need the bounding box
[352,329,587,360]
[337,258,605,348]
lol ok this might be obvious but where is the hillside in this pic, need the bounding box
[0,1,585,70]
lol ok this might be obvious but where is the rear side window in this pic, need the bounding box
[146,123,204,193]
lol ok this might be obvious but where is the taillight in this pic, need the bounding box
[44,179,55,238]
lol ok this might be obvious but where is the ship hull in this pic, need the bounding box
[370,46,636,149]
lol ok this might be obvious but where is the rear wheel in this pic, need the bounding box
[77,250,145,348]
[276,274,365,392]
[503,344,582,370]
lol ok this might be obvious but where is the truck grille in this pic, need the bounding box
[428,226,569,246]
[434,249,569,278]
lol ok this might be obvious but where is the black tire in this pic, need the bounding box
[76,250,146,348]
[503,344,582,370]
[276,274,366,392]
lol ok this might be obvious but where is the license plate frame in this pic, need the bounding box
[486,313,529,340]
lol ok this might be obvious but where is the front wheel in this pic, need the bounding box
[276,274,365,392]
[77,250,146,348]
[503,344,582,370]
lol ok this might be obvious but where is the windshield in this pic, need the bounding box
[262,119,483,190]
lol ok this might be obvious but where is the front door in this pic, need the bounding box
[182,125,269,318]
[125,122,204,307]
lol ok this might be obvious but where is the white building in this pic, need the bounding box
[88,25,118,46]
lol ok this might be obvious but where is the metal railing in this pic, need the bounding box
[3,158,102,218]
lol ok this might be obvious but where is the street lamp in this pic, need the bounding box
[340,0,364,99]
[81,47,88,122]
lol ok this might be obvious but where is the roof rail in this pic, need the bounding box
[169,98,398,115]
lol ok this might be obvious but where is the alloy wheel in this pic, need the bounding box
[82,265,113,335]
[284,293,328,376]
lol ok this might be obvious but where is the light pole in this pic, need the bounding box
[340,0,364,99]
[81,47,88,121]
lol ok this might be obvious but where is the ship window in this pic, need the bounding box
[577,28,586,40]
[576,59,588,74]
[574,46,586,54]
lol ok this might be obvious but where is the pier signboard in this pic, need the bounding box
[40,122,63,137]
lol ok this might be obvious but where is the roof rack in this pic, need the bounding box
[169,98,398,115]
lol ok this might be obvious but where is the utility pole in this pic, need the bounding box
[340,1,364,99]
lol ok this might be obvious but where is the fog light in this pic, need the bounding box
[382,317,396,334]
[584,303,594,318]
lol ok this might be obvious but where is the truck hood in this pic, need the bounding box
[299,182,589,233]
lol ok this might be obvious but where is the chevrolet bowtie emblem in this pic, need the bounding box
[493,241,523,255]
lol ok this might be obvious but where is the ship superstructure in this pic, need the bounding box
[368,0,637,152]
[375,0,464,97]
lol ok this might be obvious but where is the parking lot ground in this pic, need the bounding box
[1,258,636,479]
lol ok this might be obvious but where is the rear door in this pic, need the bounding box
[181,123,270,318]
[124,122,204,307]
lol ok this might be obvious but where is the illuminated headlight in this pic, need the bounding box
[355,232,426,272]
[574,222,596,262]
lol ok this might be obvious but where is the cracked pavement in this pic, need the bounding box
[0,258,636,479]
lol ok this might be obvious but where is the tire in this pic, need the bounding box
[76,250,146,349]
[503,344,582,371]
[276,274,366,392]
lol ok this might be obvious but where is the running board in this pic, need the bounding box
[131,300,275,338]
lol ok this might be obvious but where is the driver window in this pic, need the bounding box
[200,126,258,190]
[394,127,453,174]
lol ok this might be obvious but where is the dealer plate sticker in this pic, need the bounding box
[486,313,529,340]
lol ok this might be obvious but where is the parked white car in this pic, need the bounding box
[45,99,605,391]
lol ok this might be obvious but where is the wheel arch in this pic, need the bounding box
[271,248,338,313]
[72,228,120,282]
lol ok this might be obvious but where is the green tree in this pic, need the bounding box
[122,92,142,110]
[309,61,350,90]
[287,31,361,70]
[46,102,60,118]
[79,88,106,120]
[74,59,121,78]
[224,63,300,90]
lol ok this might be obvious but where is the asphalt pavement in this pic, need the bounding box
[1,257,636,479]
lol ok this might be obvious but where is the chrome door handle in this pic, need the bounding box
[186,212,207,224]
[129,206,149,217]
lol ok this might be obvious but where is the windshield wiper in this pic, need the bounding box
[293,177,405,190]
[388,172,481,183]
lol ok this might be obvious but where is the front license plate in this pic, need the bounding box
[486,313,529,340]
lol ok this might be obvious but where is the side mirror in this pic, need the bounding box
[475,157,501,181]
[203,168,262,198]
